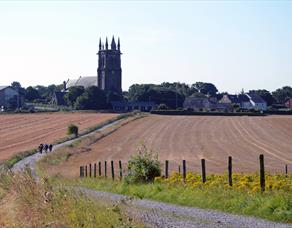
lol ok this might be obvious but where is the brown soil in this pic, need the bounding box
[59,115,292,176]
[0,112,117,161]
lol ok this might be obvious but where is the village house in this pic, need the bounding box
[183,97,231,111]
[219,93,267,111]
[0,86,24,110]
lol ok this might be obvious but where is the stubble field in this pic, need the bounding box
[63,115,292,175]
[0,112,117,161]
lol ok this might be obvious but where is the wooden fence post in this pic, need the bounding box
[111,161,115,180]
[259,154,265,192]
[98,161,101,176]
[182,160,186,182]
[80,166,84,178]
[201,159,206,183]
[104,161,107,178]
[178,165,181,175]
[285,164,288,177]
[165,160,169,178]
[228,156,232,186]
[89,164,92,178]
[119,160,123,180]
[85,165,88,177]
[94,163,97,178]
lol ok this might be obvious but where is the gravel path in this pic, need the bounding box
[77,187,292,228]
[11,119,292,228]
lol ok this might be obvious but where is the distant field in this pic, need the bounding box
[0,112,118,161]
[65,115,292,174]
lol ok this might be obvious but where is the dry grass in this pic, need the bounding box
[0,169,142,227]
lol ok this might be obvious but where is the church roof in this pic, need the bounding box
[66,76,97,89]
[0,86,9,91]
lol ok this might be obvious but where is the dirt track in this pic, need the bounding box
[0,113,117,161]
[68,115,292,174]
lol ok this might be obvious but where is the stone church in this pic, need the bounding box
[52,36,122,105]
[97,36,122,94]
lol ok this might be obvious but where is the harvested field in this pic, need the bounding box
[62,115,292,175]
[0,112,118,161]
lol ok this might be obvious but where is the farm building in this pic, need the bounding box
[111,101,156,112]
[0,86,24,110]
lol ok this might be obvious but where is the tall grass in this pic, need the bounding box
[0,170,142,227]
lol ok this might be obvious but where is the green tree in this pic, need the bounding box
[64,86,85,106]
[25,86,40,101]
[191,82,218,96]
[75,86,107,110]
[272,86,292,103]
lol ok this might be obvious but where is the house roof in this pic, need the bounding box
[238,94,250,102]
[226,95,240,104]
[66,76,97,89]
[0,86,9,91]
[247,93,266,103]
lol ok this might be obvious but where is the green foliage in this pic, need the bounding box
[191,82,218,96]
[67,124,79,137]
[74,177,292,223]
[64,86,85,106]
[25,86,40,101]
[157,103,168,110]
[74,86,107,110]
[272,86,292,103]
[125,144,161,184]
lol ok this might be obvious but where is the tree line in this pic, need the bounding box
[8,81,292,110]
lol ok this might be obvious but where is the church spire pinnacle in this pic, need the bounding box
[105,37,108,50]
[99,38,102,50]
[111,35,116,50]
[117,37,120,51]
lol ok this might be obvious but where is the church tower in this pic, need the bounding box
[97,36,122,94]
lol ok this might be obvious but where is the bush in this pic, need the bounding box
[67,124,79,137]
[157,103,168,110]
[125,144,161,184]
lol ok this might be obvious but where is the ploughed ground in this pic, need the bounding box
[44,115,292,177]
[0,112,117,161]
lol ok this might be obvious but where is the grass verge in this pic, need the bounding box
[0,170,142,227]
[51,176,292,224]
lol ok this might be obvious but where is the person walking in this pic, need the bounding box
[49,144,53,152]
[39,144,44,154]
[44,144,48,153]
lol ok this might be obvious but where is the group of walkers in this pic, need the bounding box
[38,143,53,154]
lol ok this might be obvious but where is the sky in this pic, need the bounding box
[0,1,291,93]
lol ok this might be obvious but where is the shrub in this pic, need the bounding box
[67,124,79,137]
[157,103,168,110]
[125,144,161,184]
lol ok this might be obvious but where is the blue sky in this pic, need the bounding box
[0,1,291,93]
